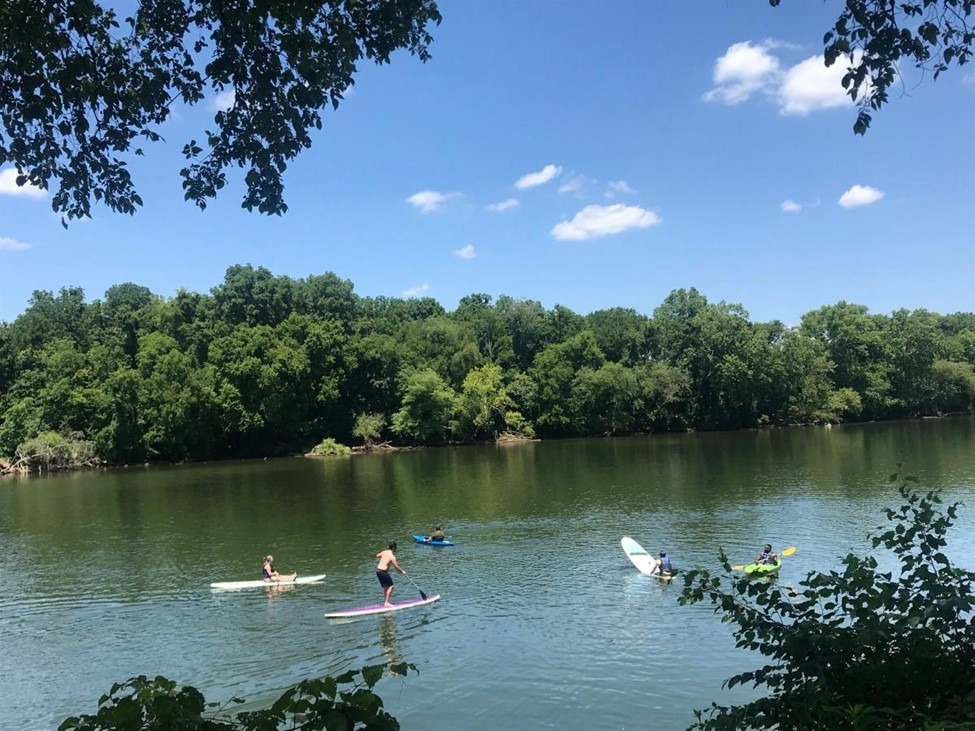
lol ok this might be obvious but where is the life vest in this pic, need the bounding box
[660,557,673,573]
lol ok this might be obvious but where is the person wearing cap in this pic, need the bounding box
[424,526,446,542]
[657,551,674,575]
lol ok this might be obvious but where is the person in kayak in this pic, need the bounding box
[376,542,407,606]
[262,555,297,583]
[424,527,446,542]
[756,544,777,565]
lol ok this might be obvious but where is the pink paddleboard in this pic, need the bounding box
[325,594,441,619]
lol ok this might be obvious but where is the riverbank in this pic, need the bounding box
[5,413,973,478]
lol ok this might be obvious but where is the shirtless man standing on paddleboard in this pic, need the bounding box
[376,542,407,606]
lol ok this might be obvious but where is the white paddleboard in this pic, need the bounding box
[621,537,673,580]
[325,594,441,619]
[210,573,327,590]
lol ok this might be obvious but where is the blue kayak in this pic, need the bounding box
[412,534,454,547]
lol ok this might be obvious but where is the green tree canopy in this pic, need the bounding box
[0,0,441,222]
[2,272,974,466]
[390,368,458,444]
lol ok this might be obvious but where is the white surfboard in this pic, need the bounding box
[325,594,441,619]
[210,573,327,590]
[621,537,673,581]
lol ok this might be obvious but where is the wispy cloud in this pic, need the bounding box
[406,190,461,213]
[558,175,587,196]
[559,174,633,199]
[0,168,46,198]
[605,180,635,198]
[551,204,661,241]
[781,199,803,213]
[211,90,236,112]
[486,198,519,213]
[838,185,884,208]
[0,236,31,251]
[403,283,431,297]
[964,70,975,85]
[704,41,860,116]
[516,164,562,189]
[454,244,476,259]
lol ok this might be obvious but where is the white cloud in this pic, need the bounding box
[0,168,46,198]
[406,190,460,213]
[605,180,635,198]
[454,244,476,259]
[781,199,803,213]
[486,198,519,213]
[704,42,862,116]
[963,70,975,85]
[703,41,781,105]
[551,204,662,241]
[515,164,562,189]
[402,283,430,298]
[0,236,31,251]
[838,185,884,208]
[211,90,236,111]
[778,54,855,115]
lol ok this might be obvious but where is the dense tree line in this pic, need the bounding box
[1,265,973,464]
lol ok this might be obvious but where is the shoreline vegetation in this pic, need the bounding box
[0,430,541,475]
[2,413,968,479]
[2,266,974,477]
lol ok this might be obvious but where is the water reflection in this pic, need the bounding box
[262,583,296,600]
[379,614,402,667]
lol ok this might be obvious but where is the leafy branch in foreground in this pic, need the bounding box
[0,1,441,222]
[771,0,974,134]
[58,662,416,731]
[679,471,975,730]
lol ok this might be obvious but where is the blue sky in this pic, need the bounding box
[2,1,973,325]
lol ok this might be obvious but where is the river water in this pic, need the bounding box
[2,419,973,730]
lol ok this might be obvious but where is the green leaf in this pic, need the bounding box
[361,664,385,687]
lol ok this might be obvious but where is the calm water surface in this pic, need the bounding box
[2,419,974,730]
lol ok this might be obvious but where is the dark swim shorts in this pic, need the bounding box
[376,569,393,588]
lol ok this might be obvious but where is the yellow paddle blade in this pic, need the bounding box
[731,564,746,571]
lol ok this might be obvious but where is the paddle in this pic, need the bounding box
[402,572,428,600]
[732,546,796,571]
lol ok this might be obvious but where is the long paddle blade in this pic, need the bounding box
[404,573,427,600]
